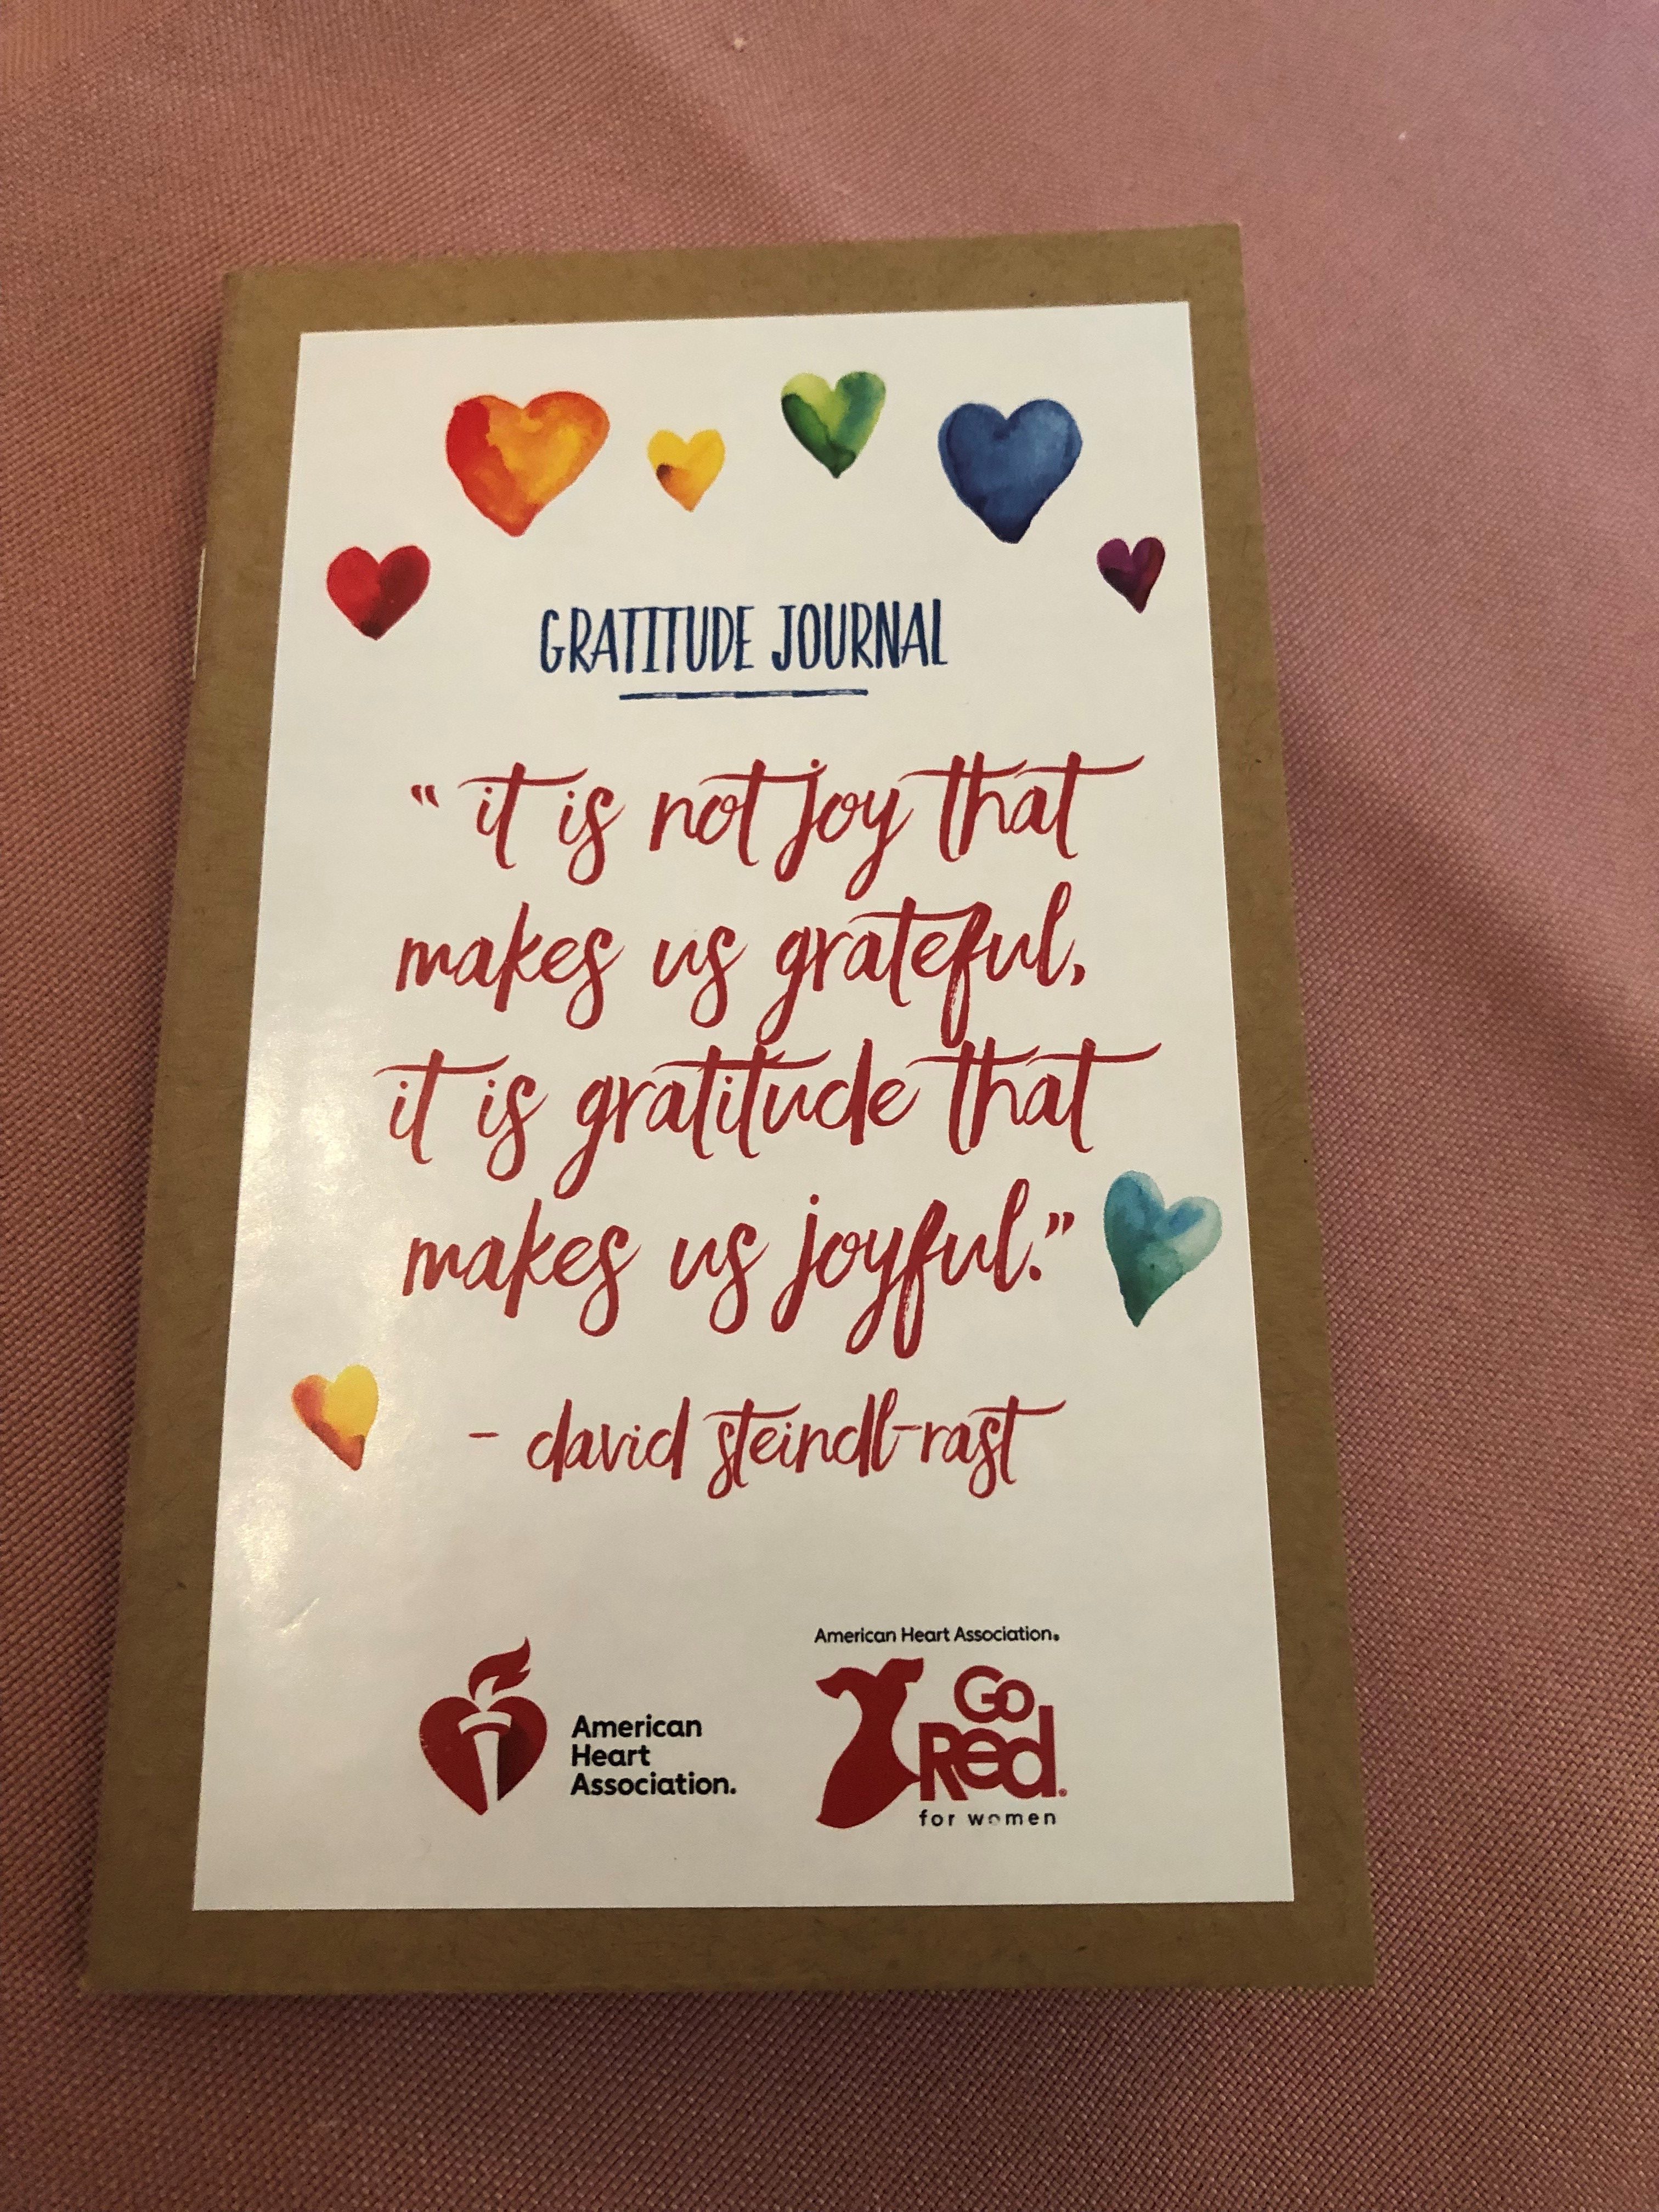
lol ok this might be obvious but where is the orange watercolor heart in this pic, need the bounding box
[445,391,610,535]
[647,428,725,512]
[291,1364,379,1470]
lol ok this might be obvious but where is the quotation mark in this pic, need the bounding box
[411,783,439,806]
[1029,1210,1075,1283]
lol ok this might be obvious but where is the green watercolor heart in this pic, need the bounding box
[781,370,887,478]
[1104,1171,1223,1327]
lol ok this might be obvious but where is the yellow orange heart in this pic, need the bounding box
[292,1364,379,1470]
[648,427,725,512]
[446,391,609,535]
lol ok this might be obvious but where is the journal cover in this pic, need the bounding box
[88,227,1369,1990]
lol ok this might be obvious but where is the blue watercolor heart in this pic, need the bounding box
[1103,1171,1223,1328]
[937,400,1083,544]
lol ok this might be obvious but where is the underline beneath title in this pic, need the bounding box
[616,687,871,702]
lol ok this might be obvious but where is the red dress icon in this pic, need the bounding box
[816,1655,924,1828]
[420,1639,546,1815]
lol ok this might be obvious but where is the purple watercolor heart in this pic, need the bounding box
[1096,535,1166,613]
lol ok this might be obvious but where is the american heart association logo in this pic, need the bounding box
[420,1639,547,1814]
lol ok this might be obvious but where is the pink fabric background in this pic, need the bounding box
[3,4,1655,2206]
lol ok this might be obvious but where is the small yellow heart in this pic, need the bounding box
[292,1364,379,1470]
[648,427,725,512]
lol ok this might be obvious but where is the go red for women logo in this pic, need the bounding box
[816,1658,1057,1827]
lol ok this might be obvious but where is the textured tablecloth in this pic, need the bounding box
[3,4,1655,2207]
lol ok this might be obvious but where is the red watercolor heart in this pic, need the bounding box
[1096,535,1165,613]
[326,544,431,638]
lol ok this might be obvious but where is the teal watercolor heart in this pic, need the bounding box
[781,370,887,477]
[1103,1171,1223,1327]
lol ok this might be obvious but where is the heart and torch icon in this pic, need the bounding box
[419,1640,548,1815]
